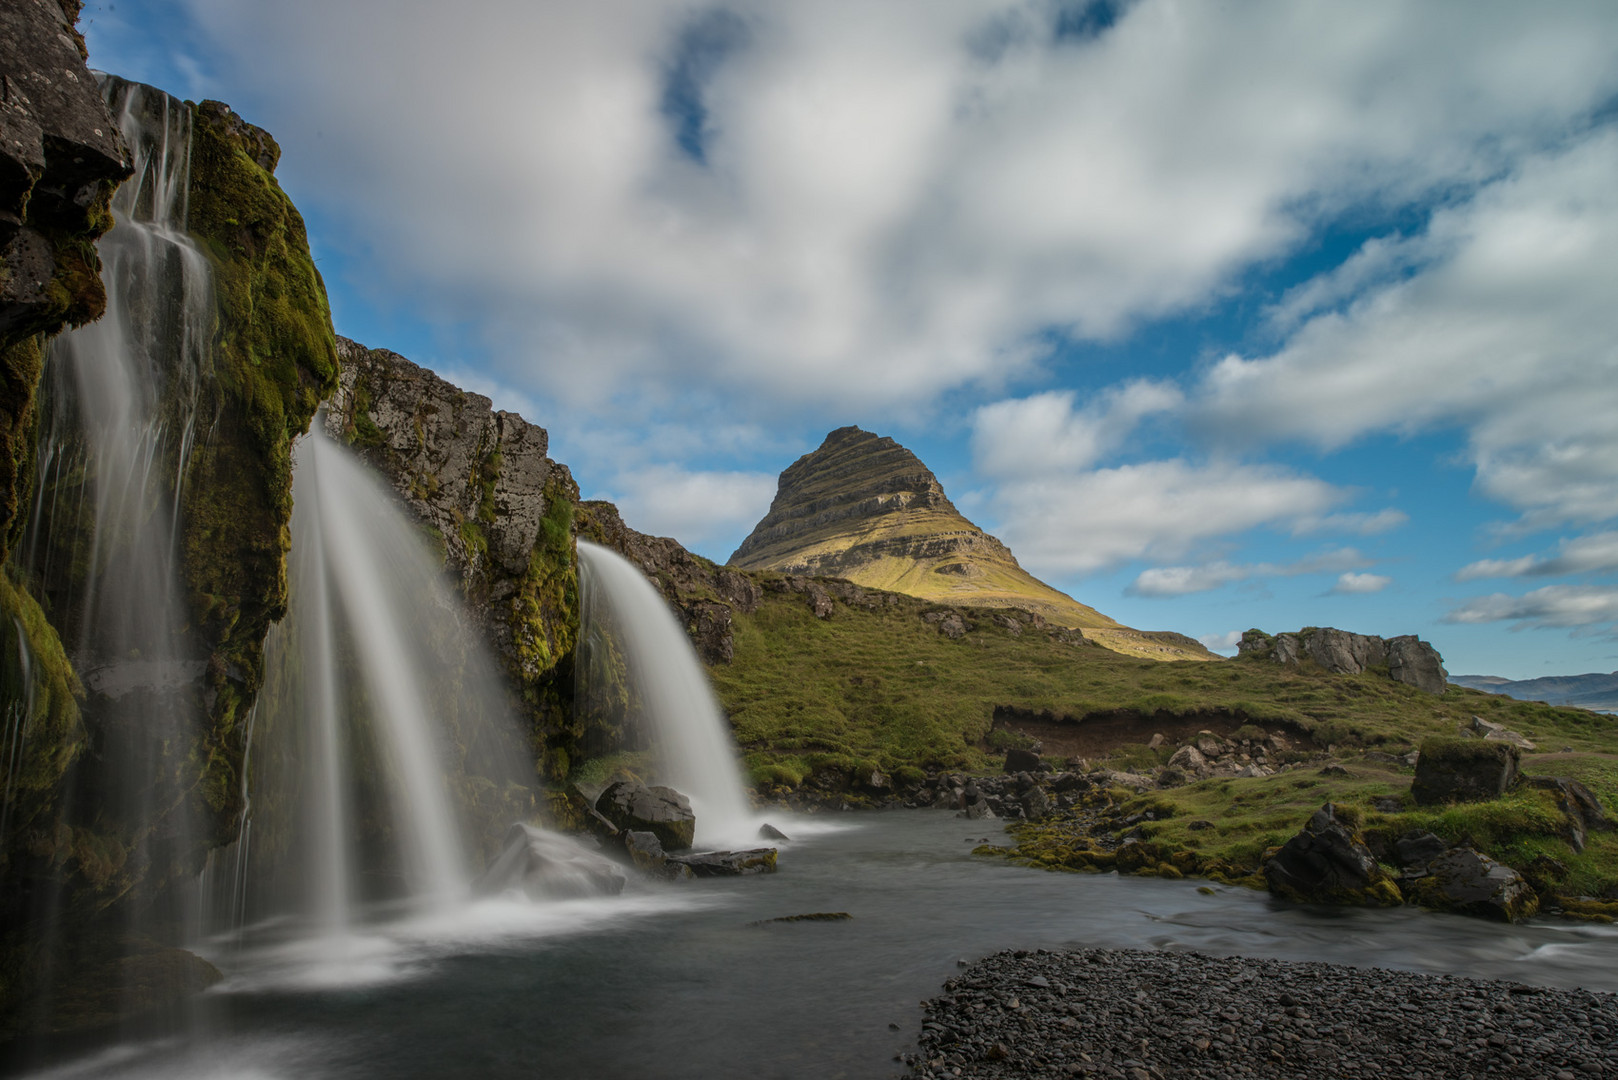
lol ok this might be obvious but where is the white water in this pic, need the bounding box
[575,541,754,846]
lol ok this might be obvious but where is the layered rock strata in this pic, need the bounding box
[729,426,1211,661]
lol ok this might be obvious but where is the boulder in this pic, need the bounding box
[1003,747,1042,774]
[1386,635,1448,695]
[474,824,627,899]
[1407,848,1538,922]
[668,848,778,877]
[594,780,696,851]
[1470,714,1536,750]
[1410,738,1519,805]
[1019,786,1052,820]
[1523,775,1612,852]
[1264,803,1402,907]
[758,822,790,841]
[1392,831,1449,869]
[1167,745,1208,775]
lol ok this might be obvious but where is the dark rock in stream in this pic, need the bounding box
[667,848,778,877]
[594,780,696,851]
[1264,803,1401,907]
[1406,847,1539,923]
[905,947,1618,1080]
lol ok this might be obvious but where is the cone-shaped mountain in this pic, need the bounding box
[727,426,1108,624]
[728,427,1213,660]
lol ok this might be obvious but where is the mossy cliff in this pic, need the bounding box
[0,72,336,1036]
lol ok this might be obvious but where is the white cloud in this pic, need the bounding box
[1291,508,1408,537]
[988,459,1345,575]
[1199,630,1244,654]
[1455,531,1618,581]
[176,0,1618,416]
[1331,572,1392,595]
[1444,585,1618,630]
[1128,549,1368,598]
[971,381,1181,478]
[1194,131,1618,532]
[591,465,777,554]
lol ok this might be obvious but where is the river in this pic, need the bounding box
[19,810,1618,1079]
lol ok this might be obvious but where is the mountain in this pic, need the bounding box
[727,426,1212,661]
[1449,672,1618,714]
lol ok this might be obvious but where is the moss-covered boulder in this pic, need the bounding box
[1264,802,1403,907]
[1407,848,1538,923]
[1410,737,1519,806]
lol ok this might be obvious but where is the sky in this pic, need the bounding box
[81,0,1618,680]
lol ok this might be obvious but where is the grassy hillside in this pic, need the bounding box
[706,586,1618,799]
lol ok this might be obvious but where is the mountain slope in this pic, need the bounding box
[728,426,1211,661]
[1450,672,1618,714]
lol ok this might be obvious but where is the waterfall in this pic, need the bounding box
[17,77,214,906]
[236,423,539,934]
[575,541,754,846]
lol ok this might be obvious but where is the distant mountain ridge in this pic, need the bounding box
[1449,671,1618,714]
[728,426,1213,661]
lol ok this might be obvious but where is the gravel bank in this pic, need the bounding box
[904,948,1618,1080]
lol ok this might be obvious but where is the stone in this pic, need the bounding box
[668,848,778,877]
[1386,635,1449,695]
[758,822,790,841]
[1020,786,1052,820]
[1167,745,1207,774]
[1239,627,1447,694]
[622,830,667,873]
[1004,747,1042,773]
[1411,738,1519,805]
[1524,776,1612,852]
[594,780,697,851]
[1147,733,1165,750]
[1393,831,1449,869]
[473,823,627,899]
[1408,848,1538,922]
[1471,714,1537,750]
[1263,803,1402,907]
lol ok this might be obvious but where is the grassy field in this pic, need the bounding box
[703,587,1618,899]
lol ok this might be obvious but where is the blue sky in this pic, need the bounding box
[83,1,1618,679]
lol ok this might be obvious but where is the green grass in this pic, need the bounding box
[710,590,1618,802]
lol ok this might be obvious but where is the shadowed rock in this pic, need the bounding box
[1407,847,1538,922]
[1264,803,1402,907]
[1411,738,1519,805]
[594,780,696,851]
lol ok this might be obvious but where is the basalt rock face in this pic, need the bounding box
[729,427,1211,661]
[328,337,581,776]
[1239,626,1448,694]
[0,0,131,559]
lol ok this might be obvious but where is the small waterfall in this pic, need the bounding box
[575,541,753,846]
[237,424,538,935]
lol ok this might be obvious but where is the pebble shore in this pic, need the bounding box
[904,948,1618,1080]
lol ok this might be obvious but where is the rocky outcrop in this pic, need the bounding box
[1410,737,1519,805]
[728,427,1211,661]
[1239,627,1448,694]
[1263,803,1403,907]
[1406,847,1538,922]
[1524,776,1612,852]
[594,780,696,851]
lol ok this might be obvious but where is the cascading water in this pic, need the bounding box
[234,422,539,936]
[575,541,754,846]
[17,78,213,914]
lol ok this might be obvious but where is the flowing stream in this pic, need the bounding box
[13,810,1618,1079]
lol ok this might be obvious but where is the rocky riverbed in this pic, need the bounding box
[904,948,1618,1080]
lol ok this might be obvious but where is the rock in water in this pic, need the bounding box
[1408,848,1538,922]
[595,780,697,851]
[1410,738,1519,805]
[758,822,790,841]
[474,824,627,900]
[668,848,778,877]
[1264,803,1402,907]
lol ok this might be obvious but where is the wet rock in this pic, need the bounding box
[1264,803,1402,907]
[1411,737,1519,805]
[1003,747,1042,774]
[474,823,627,899]
[594,780,696,851]
[668,847,778,877]
[758,822,790,841]
[1409,847,1539,922]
